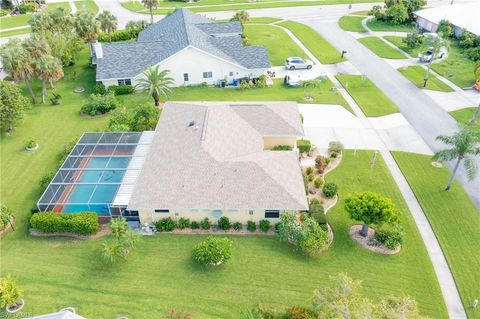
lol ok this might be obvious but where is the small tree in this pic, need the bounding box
[0,81,29,133]
[73,11,100,53]
[375,296,427,318]
[36,55,64,103]
[386,3,408,25]
[135,66,174,106]
[102,218,140,263]
[230,10,250,24]
[0,276,23,308]
[421,34,446,87]
[345,192,398,237]
[97,10,118,42]
[403,27,423,49]
[141,0,159,24]
[433,125,480,191]
[193,236,233,266]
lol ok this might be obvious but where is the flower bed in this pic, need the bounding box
[29,224,110,240]
[349,224,400,255]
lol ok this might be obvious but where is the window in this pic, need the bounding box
[155,209,169,213]
[117,79,131,86]
[265,210,280,218]
[183,73,189,82]
[229,72,234,76]
[123,210,139,216]
[203,72,213,79]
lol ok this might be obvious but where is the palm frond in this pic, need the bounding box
[433,149,458,161]
[463,157,477,181]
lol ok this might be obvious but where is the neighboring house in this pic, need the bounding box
[413,2,480,36]
[37,102,308,224]
[93,8,270,88]
[127,102,308,224]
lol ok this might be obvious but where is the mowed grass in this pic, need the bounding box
[449,107,480,128]
[0,26,31,37]
[431,41,477,88]
[278,20,345,64]
[392,152,480,319]
[246,17,282,24]
[336,74,399,116]
[358,36,406,59]
[0,149,448,318]
[383,36,421,57]
[243,24,305,66]
[0,2,70,30]
[338,15,367,32]
[74,0,99,13]
[122,79,352,113]
[366,19,415,32]
[398,65,454,92]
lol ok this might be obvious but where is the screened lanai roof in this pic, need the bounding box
[37,132,154,215]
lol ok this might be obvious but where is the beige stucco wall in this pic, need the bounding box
[137,209,297,224]
[263,136,297,150]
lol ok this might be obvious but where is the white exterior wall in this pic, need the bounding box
[100,46,267,88]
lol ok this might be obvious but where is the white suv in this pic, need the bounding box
[285,57,313,70]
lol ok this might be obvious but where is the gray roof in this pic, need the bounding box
[96,9,270,80]
[128,102,308,211]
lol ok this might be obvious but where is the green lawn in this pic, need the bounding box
[366,19,415,32]
[430,41,477,88]
[358,36,406,59]
[74,0,99,13]
[246,17,282,24]
[120,0,383,14]
[0,2,70,30]
[243,24,305,66]
[351,10,370,16]
[338,15,367,32]
[392,152,480,319]
[336,74,399,116]
[398,65,454,92]
[278,20,345,64]
[0,147,448,318]
[0,26,31,37]
[383,36,421,57]
[449,107,479,128]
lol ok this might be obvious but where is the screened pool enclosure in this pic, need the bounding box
[37,132,154,215]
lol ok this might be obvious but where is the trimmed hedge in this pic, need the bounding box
[30,212,99,235]
[97,28,141,42]
[297,139,311,153]
[108,85,134,95]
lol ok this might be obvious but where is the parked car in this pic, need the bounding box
[418,47,447,63]
[285,57,313,70]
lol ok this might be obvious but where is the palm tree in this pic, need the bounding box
[0,40,37,104]
[135,66,174,107]
[97,11,117,42]
[36,55,64,103]
[422,34,446,87]
[73,11,100,54]
[433,125,480,191]
[141,0,159,24]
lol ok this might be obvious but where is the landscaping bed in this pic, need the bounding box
[349,224,400,255]
[29,224,110,240]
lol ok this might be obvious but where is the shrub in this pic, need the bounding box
[256,74,267,88]
[386,3,408,24]
[404,27,423,48]
[0,276,23,308]
[309,204,327,225]
[315,155,328,172]
[24,137,37,149]
[0,205,12,230]
[247,220,256,232]
[283,307,316,319]
[330,151,338,158]
[218,216,231,230]
[328,141,344,154]
[108,85,134,95]
[314,177,324,188]
[459,29,476,48]
[80,93,119,116]
[466,46,480,62]
[297,139,311,153]
[177,217,190,230]
[193,236,233,266]
[308,174,314,182]
[259,219,270,232]
[232,222,242,231]
[97,28,140,42]
[18,2,38,13]
[272,145,292,151]
[369,5,385,21]
[0,9,9,17]
[305,167,313,175]
[375,225,404,250]
[93,82,106,95]
[39,171,55,190]
[200,217,211,230]
[190,221,200,230]
[302,173,309,195]
[155,217,176,232]
[30,212,100,235]
[310,198,320,205]
[322,182,338,198]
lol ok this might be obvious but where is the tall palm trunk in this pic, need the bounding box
[24,78,36,104]
[49,79,55,90]
[41,79,47,104]
[445,156,462,191]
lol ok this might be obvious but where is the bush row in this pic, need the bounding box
[97,28,142,42]
[154,217,273,233]
[30,212,100,235]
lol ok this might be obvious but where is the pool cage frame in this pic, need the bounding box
[36,132,151,217]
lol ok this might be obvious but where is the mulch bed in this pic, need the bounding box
[349,224,400,255]
[161,228,276,236]
[0,216,15,236]
[29,224,111,240]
